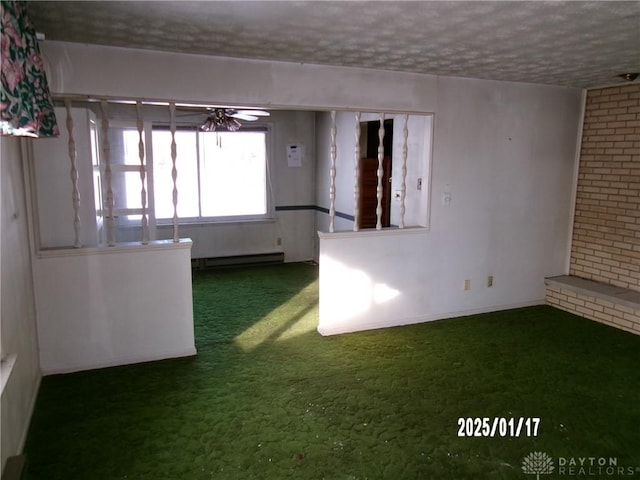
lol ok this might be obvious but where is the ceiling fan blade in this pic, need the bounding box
[231,113,259,121]
[236,109,270,117]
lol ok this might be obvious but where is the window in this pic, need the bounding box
[108,125,148,216]
[101,124,269,226]
[152,128,269,222]
[95,124,149,231]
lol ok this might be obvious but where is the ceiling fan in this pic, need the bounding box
[199,107,270,132]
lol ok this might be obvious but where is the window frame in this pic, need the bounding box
[98,120,274,228]
[150,123,273,225]
[94,120,151,228]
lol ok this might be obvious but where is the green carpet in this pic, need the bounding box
[24,263,640,479]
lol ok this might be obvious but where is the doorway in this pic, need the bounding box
[358,118,393,229]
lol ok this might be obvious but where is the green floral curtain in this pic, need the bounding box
[1,0,58,137]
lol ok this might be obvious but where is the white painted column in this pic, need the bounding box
[353,112,361,232]
[329,110,337,233]
[169,102,179,242]
[100,100,116,246]
[376,113,385,230]
[400,114,409,229]
[136,102,149,244]
[65,100,82,247]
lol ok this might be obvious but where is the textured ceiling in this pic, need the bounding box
[28,1,640,89]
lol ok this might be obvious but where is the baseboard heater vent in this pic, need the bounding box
[192,252,284,270]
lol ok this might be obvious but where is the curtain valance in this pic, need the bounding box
[1,0,58,138]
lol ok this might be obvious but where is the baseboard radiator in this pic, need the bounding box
[191,252,284,270]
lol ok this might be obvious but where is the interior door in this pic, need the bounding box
[357,118,393,229]
[358,156,391,229]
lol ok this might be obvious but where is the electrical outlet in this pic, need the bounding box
[487,275,494,287]
[276,237,282,246]
[464,279,471,291]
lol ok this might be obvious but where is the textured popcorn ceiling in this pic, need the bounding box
[28,1,640,89]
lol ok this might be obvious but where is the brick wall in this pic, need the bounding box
[570,84,640,293]
[546,285,640,335]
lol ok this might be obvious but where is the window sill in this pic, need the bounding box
[156,218,276,228]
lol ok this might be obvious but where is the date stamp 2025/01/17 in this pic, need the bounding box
[457,417,540,438]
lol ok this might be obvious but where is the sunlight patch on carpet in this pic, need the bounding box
[234,285,318,350]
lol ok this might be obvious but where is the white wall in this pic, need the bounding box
[431,77,580,280]
[39,41,583,335]
[318,77,583,334]
[33,241,196,374]
[41,42,437,112]
[1,137,42,472]
[314,112,358,236]
[31,107,99,248]
[388,114,432,228]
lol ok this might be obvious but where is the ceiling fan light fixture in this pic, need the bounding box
[199,107,270,132]
[227,117,241,131]
[200,116,215,132]
[617,73,639,82]
[200,108,238,132]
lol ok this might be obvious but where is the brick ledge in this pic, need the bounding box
[545,275,640,310]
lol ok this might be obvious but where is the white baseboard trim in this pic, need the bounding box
[41,347,197,376]
[317,300,545,336]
